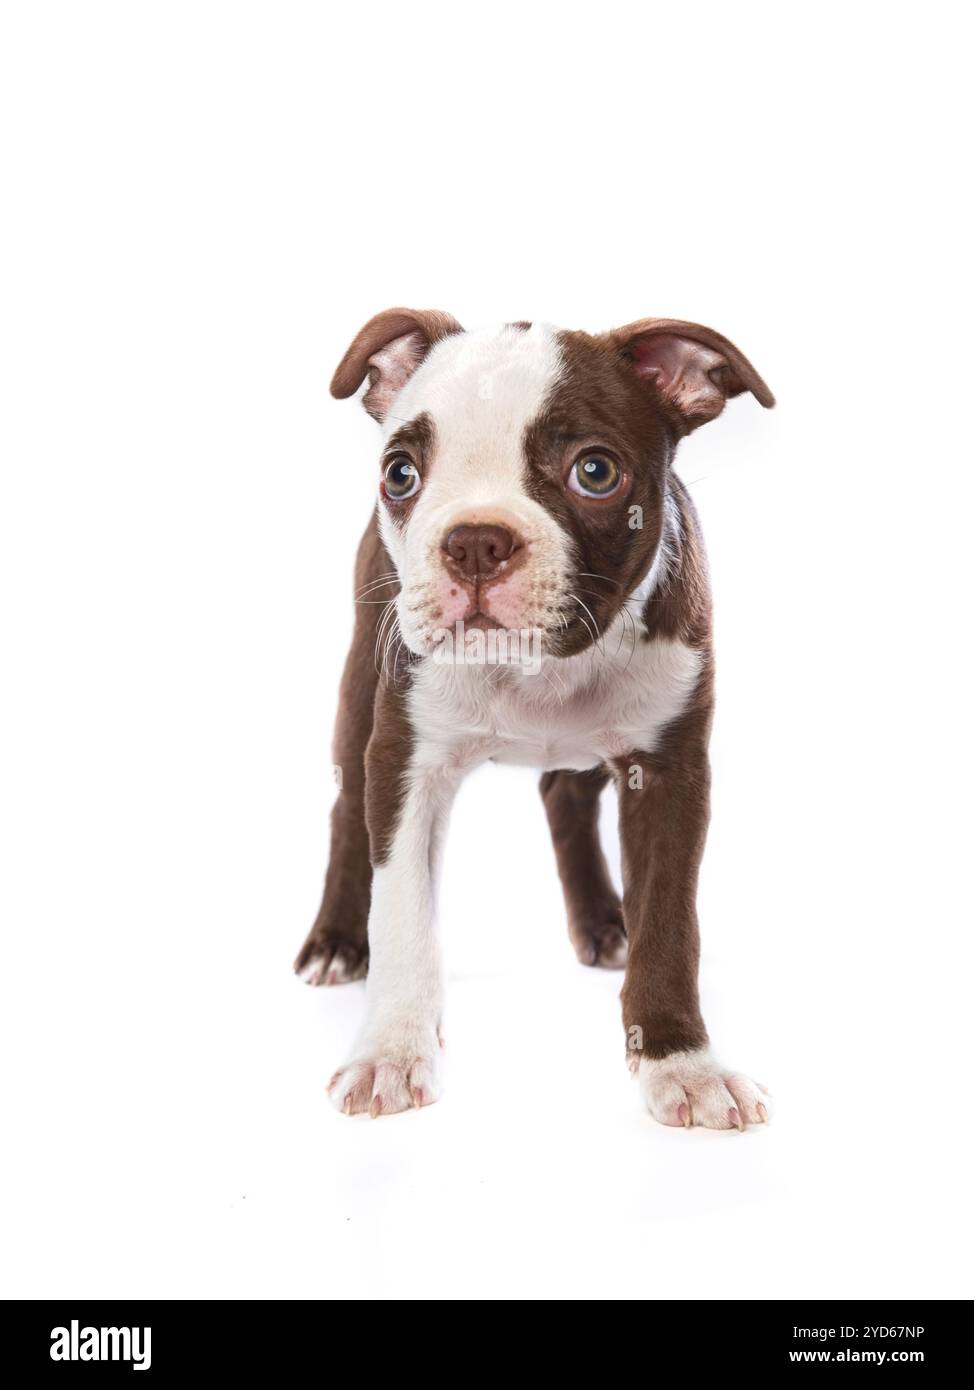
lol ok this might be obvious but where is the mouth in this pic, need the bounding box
[460,608,506,631]
[405,544,580,656]
[450,577,518,630]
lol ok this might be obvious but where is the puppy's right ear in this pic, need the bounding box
[330,307,463,422]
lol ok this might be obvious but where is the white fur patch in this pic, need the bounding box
[637,1048,771,1130]
[408,632,704,773]
[376,324,573,654]
[329,761,461,1117]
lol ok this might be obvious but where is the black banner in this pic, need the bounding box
[3,1300,967,1376]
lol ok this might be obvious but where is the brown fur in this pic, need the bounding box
[614,718,712,1060]
[614,514,716,1058]
[523,329,674,655]
[294,512,388,979]
[364,672,416,866]
[539,767,625,966]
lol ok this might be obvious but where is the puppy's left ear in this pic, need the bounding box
[606,318,774,432]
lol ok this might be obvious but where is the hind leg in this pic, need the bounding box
[539,767,626,968]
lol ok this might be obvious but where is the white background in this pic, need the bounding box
[1,1,971,1300]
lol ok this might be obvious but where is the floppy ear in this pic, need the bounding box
[606,318,774,432]
[330,307,463,422]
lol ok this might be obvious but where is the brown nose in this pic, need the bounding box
[443,524,517,580]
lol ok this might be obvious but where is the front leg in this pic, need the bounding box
[616,717,769,1131]
[329,677,459,1117]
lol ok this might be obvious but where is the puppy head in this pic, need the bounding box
[332,308,773,658]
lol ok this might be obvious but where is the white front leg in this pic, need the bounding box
[328,763,459,1117]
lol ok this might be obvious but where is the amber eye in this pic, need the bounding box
[382,454,421,500]
[568,452,622,498]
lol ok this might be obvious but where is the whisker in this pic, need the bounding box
[357,582,400,597]
[380,613,400,678]
[373,601,398,674]
[570,606,598,652]
[373,601,397,638]
[569,593,605,657]
[543,661,568,702]
[540,668,561,702]
[356,569,399,584]
[577,571,622,590]
[622,605,638,672]
[375,597,397,630]
[615,603,633,658]
[375,603,400,678]
[355,575,400,597]
[390,635,408,686]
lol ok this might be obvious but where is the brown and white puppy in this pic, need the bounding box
[295,308,775,1129]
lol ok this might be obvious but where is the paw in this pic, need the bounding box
[328,1051,440,1117]
[294,934,368,986]
[571,918,628,969]
[636,1048,771,1130]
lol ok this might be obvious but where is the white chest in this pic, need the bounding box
[407,637,704,773]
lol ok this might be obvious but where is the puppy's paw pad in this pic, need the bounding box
[637,1049,771,1130]
[295,939,368,986]
[572,922,628,969]
[328,1055,440,1117]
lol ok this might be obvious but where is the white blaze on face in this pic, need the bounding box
[377,324,573,655]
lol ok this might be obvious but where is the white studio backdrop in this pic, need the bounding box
[1,1,971,1299]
